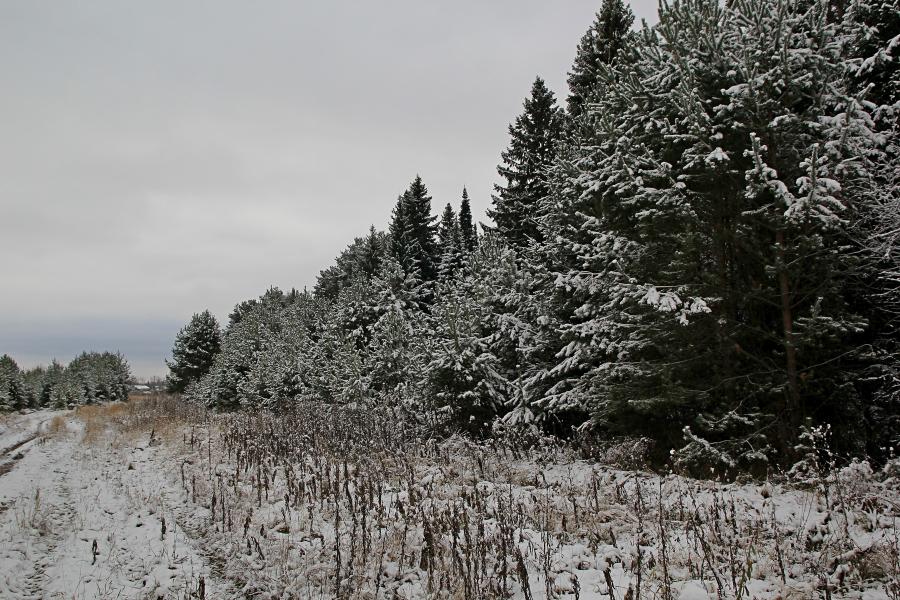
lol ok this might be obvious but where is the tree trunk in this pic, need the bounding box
[776,228,802,451]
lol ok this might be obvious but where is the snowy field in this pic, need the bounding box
[0,399,898,599]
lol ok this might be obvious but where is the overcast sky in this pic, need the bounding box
[0,1,657,379]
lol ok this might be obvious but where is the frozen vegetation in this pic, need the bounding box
[0,398,899,599]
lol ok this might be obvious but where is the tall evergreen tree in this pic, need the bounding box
[166,310,223,393]
[437,203,463,280]
[426,235,516,433]
[27,360,64,407]
[566,0,635,118]
[389,176,439,281]
[458,187,478,252]
[389,193,415,271]
[404,175,439,281]
[489,77,565,250]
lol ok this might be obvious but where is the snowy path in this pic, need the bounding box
[0,412,60,478]
[0,412,224,600]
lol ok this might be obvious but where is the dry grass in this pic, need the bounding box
[14,488,53,536]
[74,395,203,447]
[75,402,127,446]
[42,414,69,438]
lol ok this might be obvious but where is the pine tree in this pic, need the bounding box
[44,360,64,405]
[166,310,223,393]
[24,363,61,408]
[273,303,317,404]
[61,351,131,404]
[50,376,80,409]
[458,187,478,252]
[227,299,258,330]
[489,77,565,250]
[566,0,634,119]
[21,366,43,409]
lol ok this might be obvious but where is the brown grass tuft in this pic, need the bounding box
[76,402,127,445]
[74,395,197,446]
[46,415,68,436]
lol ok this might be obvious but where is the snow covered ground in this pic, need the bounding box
[0,407,226,599]
[0,400,898,599]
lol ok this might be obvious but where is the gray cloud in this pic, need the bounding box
[0,1,659,378]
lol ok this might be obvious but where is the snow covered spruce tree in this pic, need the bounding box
[566,0,635,120]
[437,203,464,280]
[191,288,296,410]
[166,309,222,393]
[547,0,880,469]
[508,0,639,433]
[362,255,428,401]
[424,231,574,434]
[489,77,565,251]
[197,335,253,410]
[852,0,899,112]
[0,354,28,411]
[458,187,478,252]
[49,375,82,410]
[389,176,439,282]
[426,234,517,433]
[232,292,320,411]
[310,289,370,405]
[22,362,63,408]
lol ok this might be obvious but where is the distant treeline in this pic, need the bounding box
[0,352,132,411]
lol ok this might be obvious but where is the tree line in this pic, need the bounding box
[0,351,132,411]
[168,0,899,474]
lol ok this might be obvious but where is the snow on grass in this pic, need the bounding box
[1,398,899,599]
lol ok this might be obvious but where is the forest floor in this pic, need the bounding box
[0,398,898,599]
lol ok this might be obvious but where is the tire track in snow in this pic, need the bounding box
[15,483,78,599]
[0,411,226,599]
[0,438,78,599]
[0,423,49,479]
